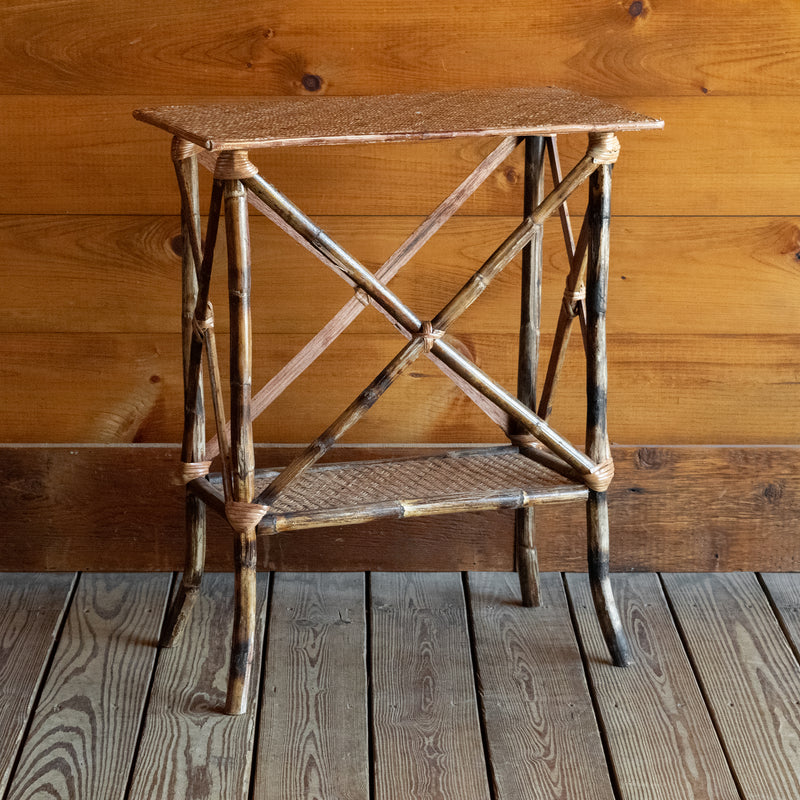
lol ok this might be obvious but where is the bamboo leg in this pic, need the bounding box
[161,145,206,648]
[585,155,631,667]
[516,136,545,608]
[224,173,258,715]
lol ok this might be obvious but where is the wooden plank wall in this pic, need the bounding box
[1,2,798,569]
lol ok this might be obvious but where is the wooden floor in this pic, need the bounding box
[1,572,800,799]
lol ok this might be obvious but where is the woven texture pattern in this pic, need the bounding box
[134,87,663,151]
[256,450,577,514]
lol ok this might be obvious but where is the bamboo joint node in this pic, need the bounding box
[584,458,615,492]
[416,321,445,353]
[225,500,269,533]
[508,433,542,448]
[192,303,215,339]
[174,460,212,485]
[563,285,586,316]
[171,136,201,162]
[214,150,259,180]
[587,132,620,164]
[354,287,371,307]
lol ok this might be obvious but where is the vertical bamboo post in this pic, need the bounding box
[221,151,259,715]
[161,140,206,648]
[585,137,631,667]
[516,136,545,607]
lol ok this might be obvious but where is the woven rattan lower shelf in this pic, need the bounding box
[196,446,588,534]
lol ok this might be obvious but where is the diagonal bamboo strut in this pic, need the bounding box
[254,150,604,504]
[536,136,596,422]
[546,136,576,259]
[537,216,590,421]
[200,136,521,458]
[176,176,223,461]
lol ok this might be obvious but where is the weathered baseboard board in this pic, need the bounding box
[1,444,797,572]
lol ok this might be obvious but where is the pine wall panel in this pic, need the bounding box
[1,1,798,568]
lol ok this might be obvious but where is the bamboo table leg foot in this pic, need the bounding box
[160,493,206,647]
[587,491,631,666]
[226,526,258,715]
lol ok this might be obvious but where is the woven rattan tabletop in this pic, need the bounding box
[133,87,663,151]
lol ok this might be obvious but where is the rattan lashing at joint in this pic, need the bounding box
[214,150,259,180]
[583,458,615,493]
[417,320,445,353]
[587,132,621,165]
[171,136,201,162]
[192,303,215,340]
[225,500,269,533]
[175,460,212,485]
[562,285,586,317]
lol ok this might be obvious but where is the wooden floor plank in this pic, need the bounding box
[6,573,170,800]
[0,573,76,795]
[127,572,269,800]
[566,573,739,800]
[253,572,368,800]
[468,572,614,800]
[370,572,491,800]
[662,573,800,799]
[760,573,800,659]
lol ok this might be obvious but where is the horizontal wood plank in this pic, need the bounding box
[0,574,76,796]
[127,573,269,799]
[1,2,797,96]
[0,445,798,573]
[468,572,615,800]
[4,214,798,337]
[254,572,368,800]
[760,573,800,662]
[662,573,800,799]
[566,573,739,800]
[6,574,170,800]
[1,332,797,444]
[1,96,797,215]
[370,572,491,800]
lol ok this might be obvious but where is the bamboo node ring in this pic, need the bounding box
[354,287,371,307]
[562,285,586,316]
[416,321,445,352]
[225,500,269,533]
[171,136,201,162]
[584,458,615,492]
[192,303,215,339]
[174,460,212,485]
[587,132,621,164]
[214,150,259,180]
[508,433,542,448]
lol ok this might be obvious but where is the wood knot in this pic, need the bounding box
[214,150,259,180]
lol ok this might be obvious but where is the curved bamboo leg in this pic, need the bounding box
[587,491,630,665]
[516,136,545,607]
[162,145,206,648]
[585,152,631,666]
[223,165,258,715]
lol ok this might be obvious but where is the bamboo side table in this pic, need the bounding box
[135,88,663,715]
